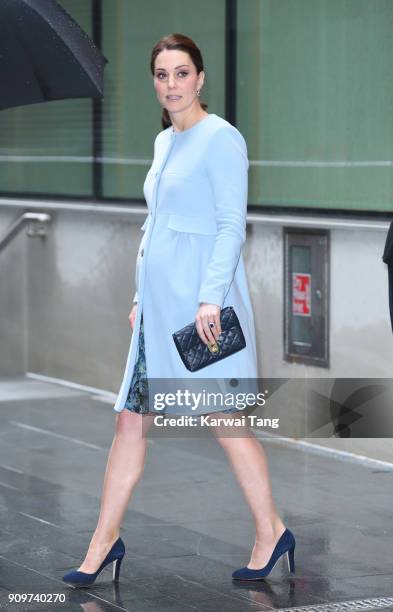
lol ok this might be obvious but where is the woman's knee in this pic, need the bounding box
[207,414,255,448]
[115,409,153,440]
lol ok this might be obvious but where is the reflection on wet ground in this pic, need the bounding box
[0,376,392,611]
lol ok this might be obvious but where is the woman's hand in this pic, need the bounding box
[195,303,222,345]
[128,303,138,330]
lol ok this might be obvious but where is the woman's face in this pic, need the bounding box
[153,49,204,115]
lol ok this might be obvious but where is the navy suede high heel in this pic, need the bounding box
[232,528,295,580]
[62,537,125,587]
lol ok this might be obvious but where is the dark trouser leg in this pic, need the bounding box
[389,266,393,333]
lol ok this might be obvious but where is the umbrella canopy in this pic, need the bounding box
[0,0,108,111]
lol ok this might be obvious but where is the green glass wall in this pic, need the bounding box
[1,0,392,212]
[101,0,226,199]
[238,0,393,211]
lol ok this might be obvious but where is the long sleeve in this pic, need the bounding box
[198,126,249,307]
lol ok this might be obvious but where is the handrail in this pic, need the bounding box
[0,198,390,231]
[0,212,51,254]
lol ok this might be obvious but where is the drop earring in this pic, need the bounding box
[196,89,201,97]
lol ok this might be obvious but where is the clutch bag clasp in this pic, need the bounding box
[207,341,219,354]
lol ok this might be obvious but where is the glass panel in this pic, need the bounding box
[101,0,226,199]
[291,245,312,346]
[238,0,393,212]
[0,0,93,197]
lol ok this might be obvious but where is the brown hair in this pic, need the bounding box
[150,33,208,130]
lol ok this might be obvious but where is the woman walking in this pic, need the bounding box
[62,33,295,587]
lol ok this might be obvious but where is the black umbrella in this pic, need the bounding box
[0,0,108,111]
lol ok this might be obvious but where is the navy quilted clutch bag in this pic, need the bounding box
[172,306,246,372]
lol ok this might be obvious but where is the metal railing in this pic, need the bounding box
[0,212,51,254]
[0,198,390,232]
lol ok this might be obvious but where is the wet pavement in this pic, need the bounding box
[0,375,393,611]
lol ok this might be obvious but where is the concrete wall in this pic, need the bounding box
[1,200,392,462]
[0,202,147,396]
[0,207,27,375]
[245,221,393,378]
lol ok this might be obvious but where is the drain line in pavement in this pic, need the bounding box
[278,596,393,611]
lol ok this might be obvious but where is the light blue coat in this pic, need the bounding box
[113,113,258,414]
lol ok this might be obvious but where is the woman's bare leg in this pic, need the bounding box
[77,410,155,573]
[208,415,286,569]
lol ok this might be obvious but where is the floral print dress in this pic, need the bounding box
[123,314,154,415]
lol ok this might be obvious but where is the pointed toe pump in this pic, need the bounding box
[232,528,296,580]
[62,537,125,587]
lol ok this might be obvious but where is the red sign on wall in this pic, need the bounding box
[292,273,311,316]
